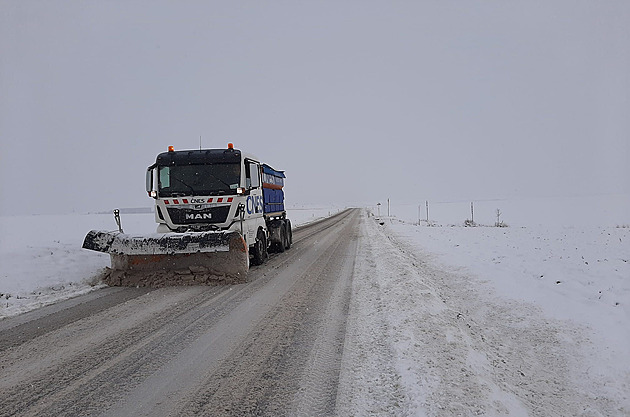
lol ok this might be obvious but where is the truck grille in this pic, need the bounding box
[167,205,231,225]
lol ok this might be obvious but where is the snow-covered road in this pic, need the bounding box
[0,208,628,415]
[0,210,358,416]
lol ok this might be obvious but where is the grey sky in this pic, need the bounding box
[1,1,628,216]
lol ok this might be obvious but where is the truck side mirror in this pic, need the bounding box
[146,165,157,198]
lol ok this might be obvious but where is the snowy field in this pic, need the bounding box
[341,210,629,415]
[344,195,628,414]
[0,206,343,318]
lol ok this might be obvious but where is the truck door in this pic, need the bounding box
[245,160,263,215]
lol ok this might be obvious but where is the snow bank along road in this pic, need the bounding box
[1,208,627,416]
[341,212,628,416]
[0,209,359,417]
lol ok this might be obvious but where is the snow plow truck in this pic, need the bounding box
[82,144,292,286]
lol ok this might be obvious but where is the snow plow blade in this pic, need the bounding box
[82,230,249,287]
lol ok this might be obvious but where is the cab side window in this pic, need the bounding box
[245,160,260,189]
[159,166,170,188]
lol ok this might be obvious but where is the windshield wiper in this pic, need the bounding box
[205,173,234,191]
[172,177,195,195]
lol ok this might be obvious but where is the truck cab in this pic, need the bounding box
[145,144,270,262]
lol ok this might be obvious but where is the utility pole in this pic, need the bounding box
[387,198,390,217]
[377,202,381,217]
[471,202,474,223]
[426,200,429,222]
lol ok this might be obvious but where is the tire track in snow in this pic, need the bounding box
[335,211,409,416]
[174,210,359,416]
[0,286,234,417]
[290,219,357,417]
[0,287,152,352]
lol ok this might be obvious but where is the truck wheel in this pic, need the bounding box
[285,220,292,250]
[277,225,286,253]
[251,229,267,265]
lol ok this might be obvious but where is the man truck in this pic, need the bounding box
[83,143,292,286]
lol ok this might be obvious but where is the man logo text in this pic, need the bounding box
[186,213,212,220]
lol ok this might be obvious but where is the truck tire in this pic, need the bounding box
[276,225,286,253]
[251,229,267,265]
[284,219,292,250]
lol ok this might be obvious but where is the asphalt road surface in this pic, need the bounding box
[0,208,360,417]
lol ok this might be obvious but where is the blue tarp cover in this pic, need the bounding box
[262,164,285,213]
[262,164,285,178]
[263,188,285,214]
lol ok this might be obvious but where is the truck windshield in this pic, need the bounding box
[158,163,240,197]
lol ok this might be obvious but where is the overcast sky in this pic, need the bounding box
[1,1,628,216]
